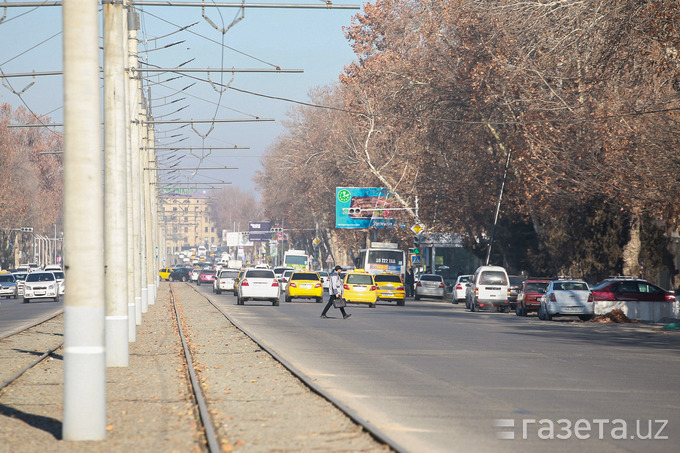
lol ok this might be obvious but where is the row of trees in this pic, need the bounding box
[0,104,63,268]
[254,0,680,285]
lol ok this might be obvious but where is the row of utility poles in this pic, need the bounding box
[4,0,360,442]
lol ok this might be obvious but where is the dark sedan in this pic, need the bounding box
[168,267,191,282]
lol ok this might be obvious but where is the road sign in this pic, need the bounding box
[325,255,334,263]
[411,224,424,234]
[313,237,320,246]
[411,255,421,265]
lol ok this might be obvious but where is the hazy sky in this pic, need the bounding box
[0,1,362,194]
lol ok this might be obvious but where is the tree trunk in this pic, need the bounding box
[622,212,641,277]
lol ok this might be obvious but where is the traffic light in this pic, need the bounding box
[270,227,283,232]
[409,236,420,255]
[20,227,33,232]
[348,207,362,215]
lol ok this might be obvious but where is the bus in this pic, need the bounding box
[283,250,310,271]
[355,242,407,283]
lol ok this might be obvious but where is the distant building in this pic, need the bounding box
[161,192,219,255]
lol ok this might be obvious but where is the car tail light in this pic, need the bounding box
[666,293,676,302]
[241,279,249,286]
[587,292,593,303]
[549,294,556,302]
[370,285,377,291]
[314,283,321,288]
[290,282,297,288]
[475,287,479,296]
[416,282,422,287]
[439,282,445,288]
[272,280,279,287]
[397,285,404,291]
[343,284,350,290]
[456,284,463,290]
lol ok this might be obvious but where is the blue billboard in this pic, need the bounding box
[248,221,271,242]
[335,187,395,229]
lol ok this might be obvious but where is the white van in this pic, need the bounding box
[467,265,510,312]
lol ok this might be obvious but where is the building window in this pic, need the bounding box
[184,227,188,233]
[211,227,215,233]
[204,227,208,233]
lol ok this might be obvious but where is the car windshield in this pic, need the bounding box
[525,282,549,292]
[0,275,15,282]
[53,271,64,279]
[26,273,55,282]
[374,274,401,283]
[347,274,373,285]
[420,275,442,282]
[291,272,319,281]
[246,270,275,278]
[480,271,507,285]
[13,273,28,281]
[553,281,588,291]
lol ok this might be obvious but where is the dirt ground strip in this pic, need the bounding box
[171,282,390,452]
[0,282,390,452]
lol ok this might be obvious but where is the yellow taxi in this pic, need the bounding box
[232,269,245,295]
[374,272,406,306]
[285,271,323,303]
[342,269,378,308]
[158,267,173,281]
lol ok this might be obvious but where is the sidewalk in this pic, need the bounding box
[0,282,389,452]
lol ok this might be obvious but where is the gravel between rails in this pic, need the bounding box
[0,282,391,453]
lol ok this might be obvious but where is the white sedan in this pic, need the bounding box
[237,269,280,306]
[538,280,594,321]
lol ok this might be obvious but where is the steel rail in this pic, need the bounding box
[169,285,221,453]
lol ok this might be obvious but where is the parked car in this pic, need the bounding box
[213,268,239,294]
[285,271,323,303]
[53,270,65,295]
[451,275,472,304]
[158,267,173,281]
[23,271,59,303]
[508,275,525,306]
[237,268,280,306]
[342,269,378,308]
[415,274,446,301]
[0,274,18,299]
[373,272,405,306]
[515,279,551,316]
[197,269,216,286]
[538,280,594,321]
[590,278,676,303]
[278,269,295,292]
[12,271,29,295]
[467,265,510,312]
[168,267,191,282]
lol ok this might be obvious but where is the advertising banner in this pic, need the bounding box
[248,221,272,242]
[335,187,395,229]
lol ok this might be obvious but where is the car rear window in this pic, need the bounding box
[220,270,239,278]
[291,273,319,281]
[525,282,548,292]
[553,282,588,291]
[347,274,373,285]
[420,275,443,282]
[479,271,507,285]
[200,270,216,275]
[509,276,524,286]
[374,274,401,283]
[458,275,472,283]
[0,275,15,282]
[246,270,275,279]
[26,273,55,282]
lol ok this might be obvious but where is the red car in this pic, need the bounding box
[591,278,676,303]
[197,269,216,286]
[515,279,551,316]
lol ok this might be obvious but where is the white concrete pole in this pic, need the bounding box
[139,118,149,314]
[104,0,129,367]
[124,5,136,342]
[62,0,106,440]
[128,18,142,325]
[144,124,156,304]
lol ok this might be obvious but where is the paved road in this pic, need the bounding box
[0,295,63,339]
[196,284,680,453]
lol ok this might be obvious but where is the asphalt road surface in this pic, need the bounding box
[197,284,680,453]
[0,295,63,339]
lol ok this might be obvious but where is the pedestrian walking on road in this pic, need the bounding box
[405,267,415,298]
[321,265,351,319]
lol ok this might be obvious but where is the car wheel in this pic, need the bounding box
[169,276,175,282]
[415,295,420,300]
[285,295,291,302]
[272,299,279,306]
[23,298,30,304]
[515,305,522,316]
[316,297,322,303]
[369,303,376,308]
[397,300,405,306]
[182,276,187,282]
[579,315,593,321]
[54,295,60,302]
[216,289,221,294]
[197,280,201,286]
[470,300,476,312]
[14,293,18,299]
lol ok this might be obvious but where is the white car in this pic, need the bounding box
[318,271,329,291]
[190,267,201,283]
[415,274,446,300]
[237,268,280,306]
[538,280,594,321]
[44,264,62,272]
[451,274,472,304]
[53,270,66,295]
[213,268,239,295]
[12,271,29,295]
[278,269,294,292]
[23,271,60,303]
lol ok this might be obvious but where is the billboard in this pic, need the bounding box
[335,187,395,229]
[248,221,272,242]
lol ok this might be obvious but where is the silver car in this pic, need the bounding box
[0,274,19,299]
[415,274,446,300]
[538,280,594,321]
